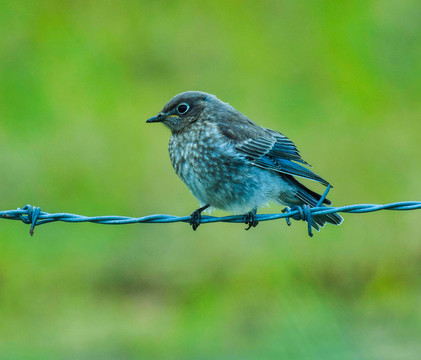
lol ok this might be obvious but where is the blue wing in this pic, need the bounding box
[234,129,329,186]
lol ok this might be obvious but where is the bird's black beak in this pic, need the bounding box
[146,113,166,123]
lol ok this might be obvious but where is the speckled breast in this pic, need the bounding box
[168,121,259,211]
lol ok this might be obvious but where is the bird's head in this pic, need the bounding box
[146,91,215,133]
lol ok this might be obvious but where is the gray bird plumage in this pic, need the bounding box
[147,91,343,231]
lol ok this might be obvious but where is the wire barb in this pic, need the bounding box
[288,205,313,237]
[0,201,420,236]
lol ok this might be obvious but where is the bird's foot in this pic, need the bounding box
[189,210,201,231]
[189,204,210,231]
[244,209,259,230]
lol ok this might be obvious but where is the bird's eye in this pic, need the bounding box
[177,103,189,115]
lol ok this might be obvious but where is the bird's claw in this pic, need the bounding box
[190,210,202,231]
[244,210,259,230]
[189,204,210,231]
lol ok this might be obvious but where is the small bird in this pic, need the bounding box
[147,91,342,231]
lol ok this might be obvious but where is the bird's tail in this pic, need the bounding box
[282,175,343,231]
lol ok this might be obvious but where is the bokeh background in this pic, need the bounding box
[1,1,421,359]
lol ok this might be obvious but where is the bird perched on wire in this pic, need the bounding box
[147,91,343,232]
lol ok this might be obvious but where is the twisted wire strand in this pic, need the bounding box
[1,200,420,237]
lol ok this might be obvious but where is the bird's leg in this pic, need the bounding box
[189,204,210,231]
[244,208,259,230]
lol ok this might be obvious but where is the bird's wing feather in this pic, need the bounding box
[252,156,329,186]
[217,121,329,186]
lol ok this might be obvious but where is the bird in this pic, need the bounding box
[146,91,343,232]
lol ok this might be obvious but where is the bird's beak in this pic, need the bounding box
[146,113,166,123]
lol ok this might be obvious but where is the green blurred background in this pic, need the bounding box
[1,1,421,359]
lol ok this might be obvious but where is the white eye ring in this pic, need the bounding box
[177,103,189,115]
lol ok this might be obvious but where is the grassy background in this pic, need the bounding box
[1,1,421,358]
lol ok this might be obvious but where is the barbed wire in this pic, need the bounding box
[1,200,420,237]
